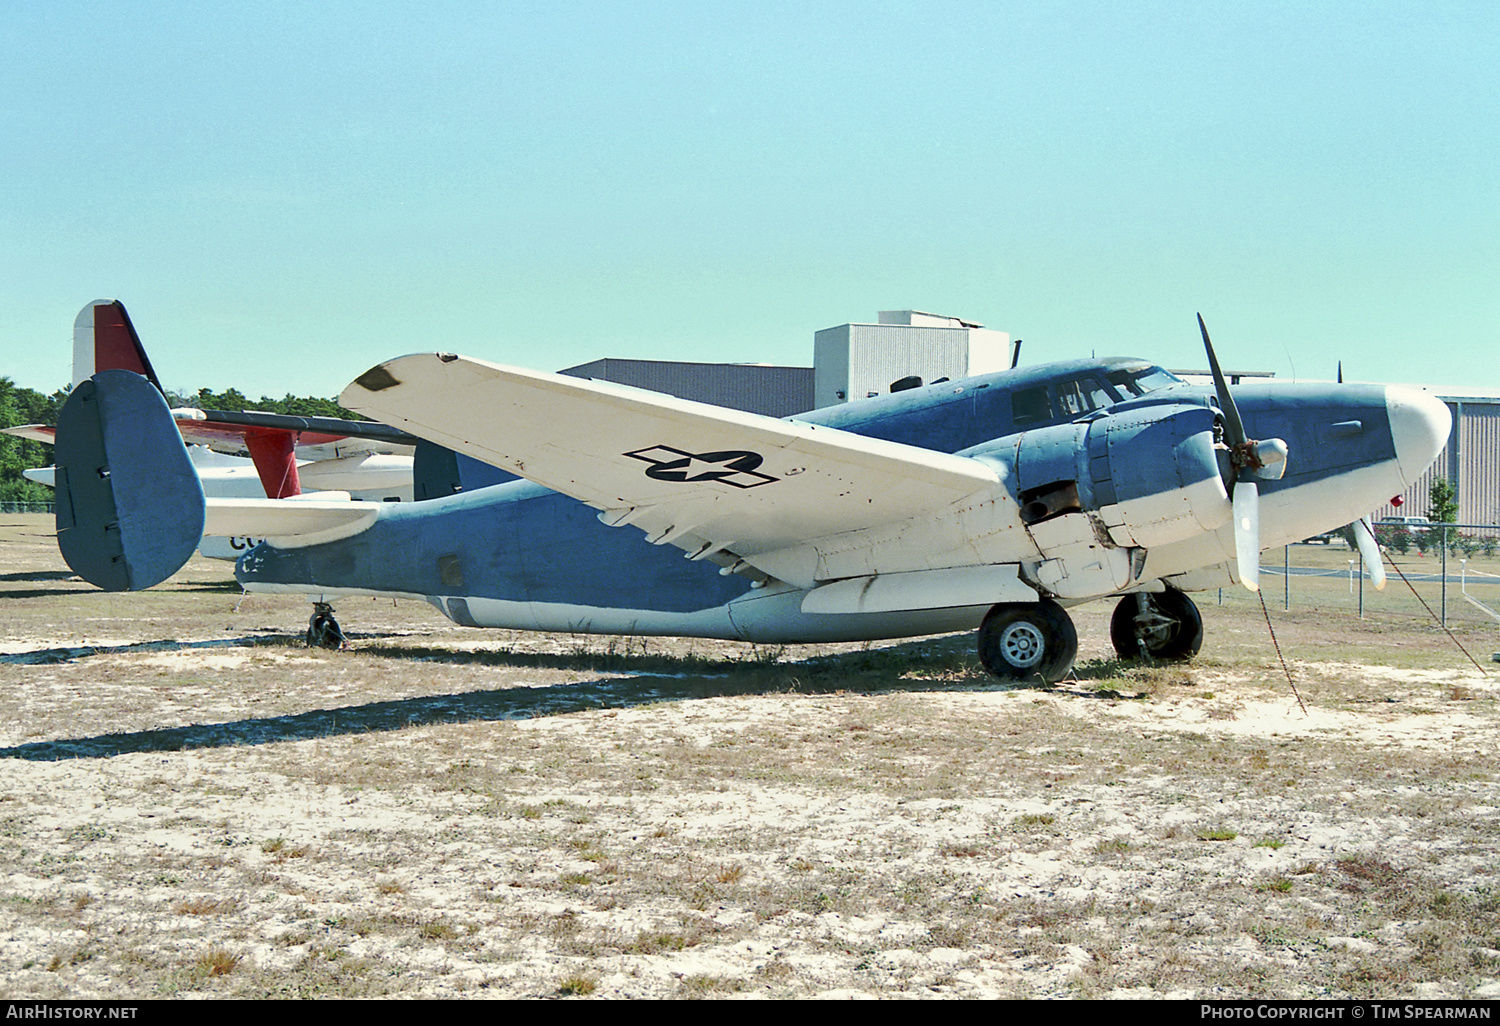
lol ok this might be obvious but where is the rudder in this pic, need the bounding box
[54,370,206,590]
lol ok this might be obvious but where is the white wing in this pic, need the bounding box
[341,353,1006,588]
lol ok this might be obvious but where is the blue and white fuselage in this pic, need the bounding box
[231,358,1448,650]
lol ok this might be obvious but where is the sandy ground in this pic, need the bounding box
[1,514,1498,999]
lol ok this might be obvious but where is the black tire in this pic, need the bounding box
[977,600,1078,683]
[1109,590,1203,661]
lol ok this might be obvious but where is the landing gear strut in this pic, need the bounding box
[306,602,346,650]
[1109,590,1203,661]
[977,599,1078,683]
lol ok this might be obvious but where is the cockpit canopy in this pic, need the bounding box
[1010,363,1183,426]
[797,357,1187,456]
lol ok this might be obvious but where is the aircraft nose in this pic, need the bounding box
[1386,385,1451,487]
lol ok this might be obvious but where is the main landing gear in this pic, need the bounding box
[307,602,346,650]
[975,589,1205,683]
[1108,590,1203,661]
[977,599,1078,684]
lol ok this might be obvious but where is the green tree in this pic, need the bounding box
[0,376,63,503]
[1429,478,1458,523]
[169,387,356,419]
[1427,478,1459,555]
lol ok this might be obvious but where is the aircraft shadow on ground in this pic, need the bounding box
[0,634,1112,762]
[0,636,278,666]
[0,571,238,597]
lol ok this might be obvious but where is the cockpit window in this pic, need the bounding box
[1056,376,1114,416]
[1105,365,1181,397]
[1011,366,1183,429]
[1015,376,1116,425]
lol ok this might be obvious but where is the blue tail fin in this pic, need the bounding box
[54,369,206,590]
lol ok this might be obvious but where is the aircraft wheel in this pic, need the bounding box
[977,600,1078,684]
[1109,590,1203,661]
[306,604,346,650]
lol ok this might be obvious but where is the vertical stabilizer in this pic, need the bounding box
[72,299,164,392]
[54,370,205,590]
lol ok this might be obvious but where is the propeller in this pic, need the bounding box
[1351,515,1388,590]
[1198,314,1289,592]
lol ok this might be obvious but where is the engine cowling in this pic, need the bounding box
[1080,404,1231,548]
[965,403,1231,598]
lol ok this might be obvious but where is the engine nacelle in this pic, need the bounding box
[965,404,1231,598]
[1081,404,1232,548]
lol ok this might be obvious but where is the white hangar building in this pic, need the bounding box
[560,310,1013,417]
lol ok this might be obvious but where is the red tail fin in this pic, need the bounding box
[244,429,303,499]
[73,299,163,393]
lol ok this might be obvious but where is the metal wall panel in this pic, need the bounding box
[813,323,986,408]
[1371,398,1500,525]
[846,325,972,401]
[1459,403,1500,524]
[559,358,815,418]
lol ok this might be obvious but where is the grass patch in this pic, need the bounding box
[194,946,242,978]
[172,896,242,916]
[557,974,596,996]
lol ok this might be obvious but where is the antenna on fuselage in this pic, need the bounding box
[1010,340,1022,369]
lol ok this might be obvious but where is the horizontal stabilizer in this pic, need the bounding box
[0,423,55,444]
[203,497,380,547]
[54,370,205,590]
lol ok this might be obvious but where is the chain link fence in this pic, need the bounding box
[1223,522,1500,631]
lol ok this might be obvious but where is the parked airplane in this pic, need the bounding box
[49,316,1450,682]
[5,299,418,503]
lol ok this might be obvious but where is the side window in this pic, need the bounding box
[1082,377,1114,410]
[1055,380,1087,417]
[1012,386,1049,425]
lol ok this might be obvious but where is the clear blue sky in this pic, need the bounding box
[3,0,1495,400]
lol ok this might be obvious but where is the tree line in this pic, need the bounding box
[0,376,355,503]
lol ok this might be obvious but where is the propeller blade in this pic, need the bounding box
[1233,480,1260,592]
[1198,313,1247,447]
[1353,516,1387,591]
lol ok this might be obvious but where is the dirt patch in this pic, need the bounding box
[2,515,1498,998]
